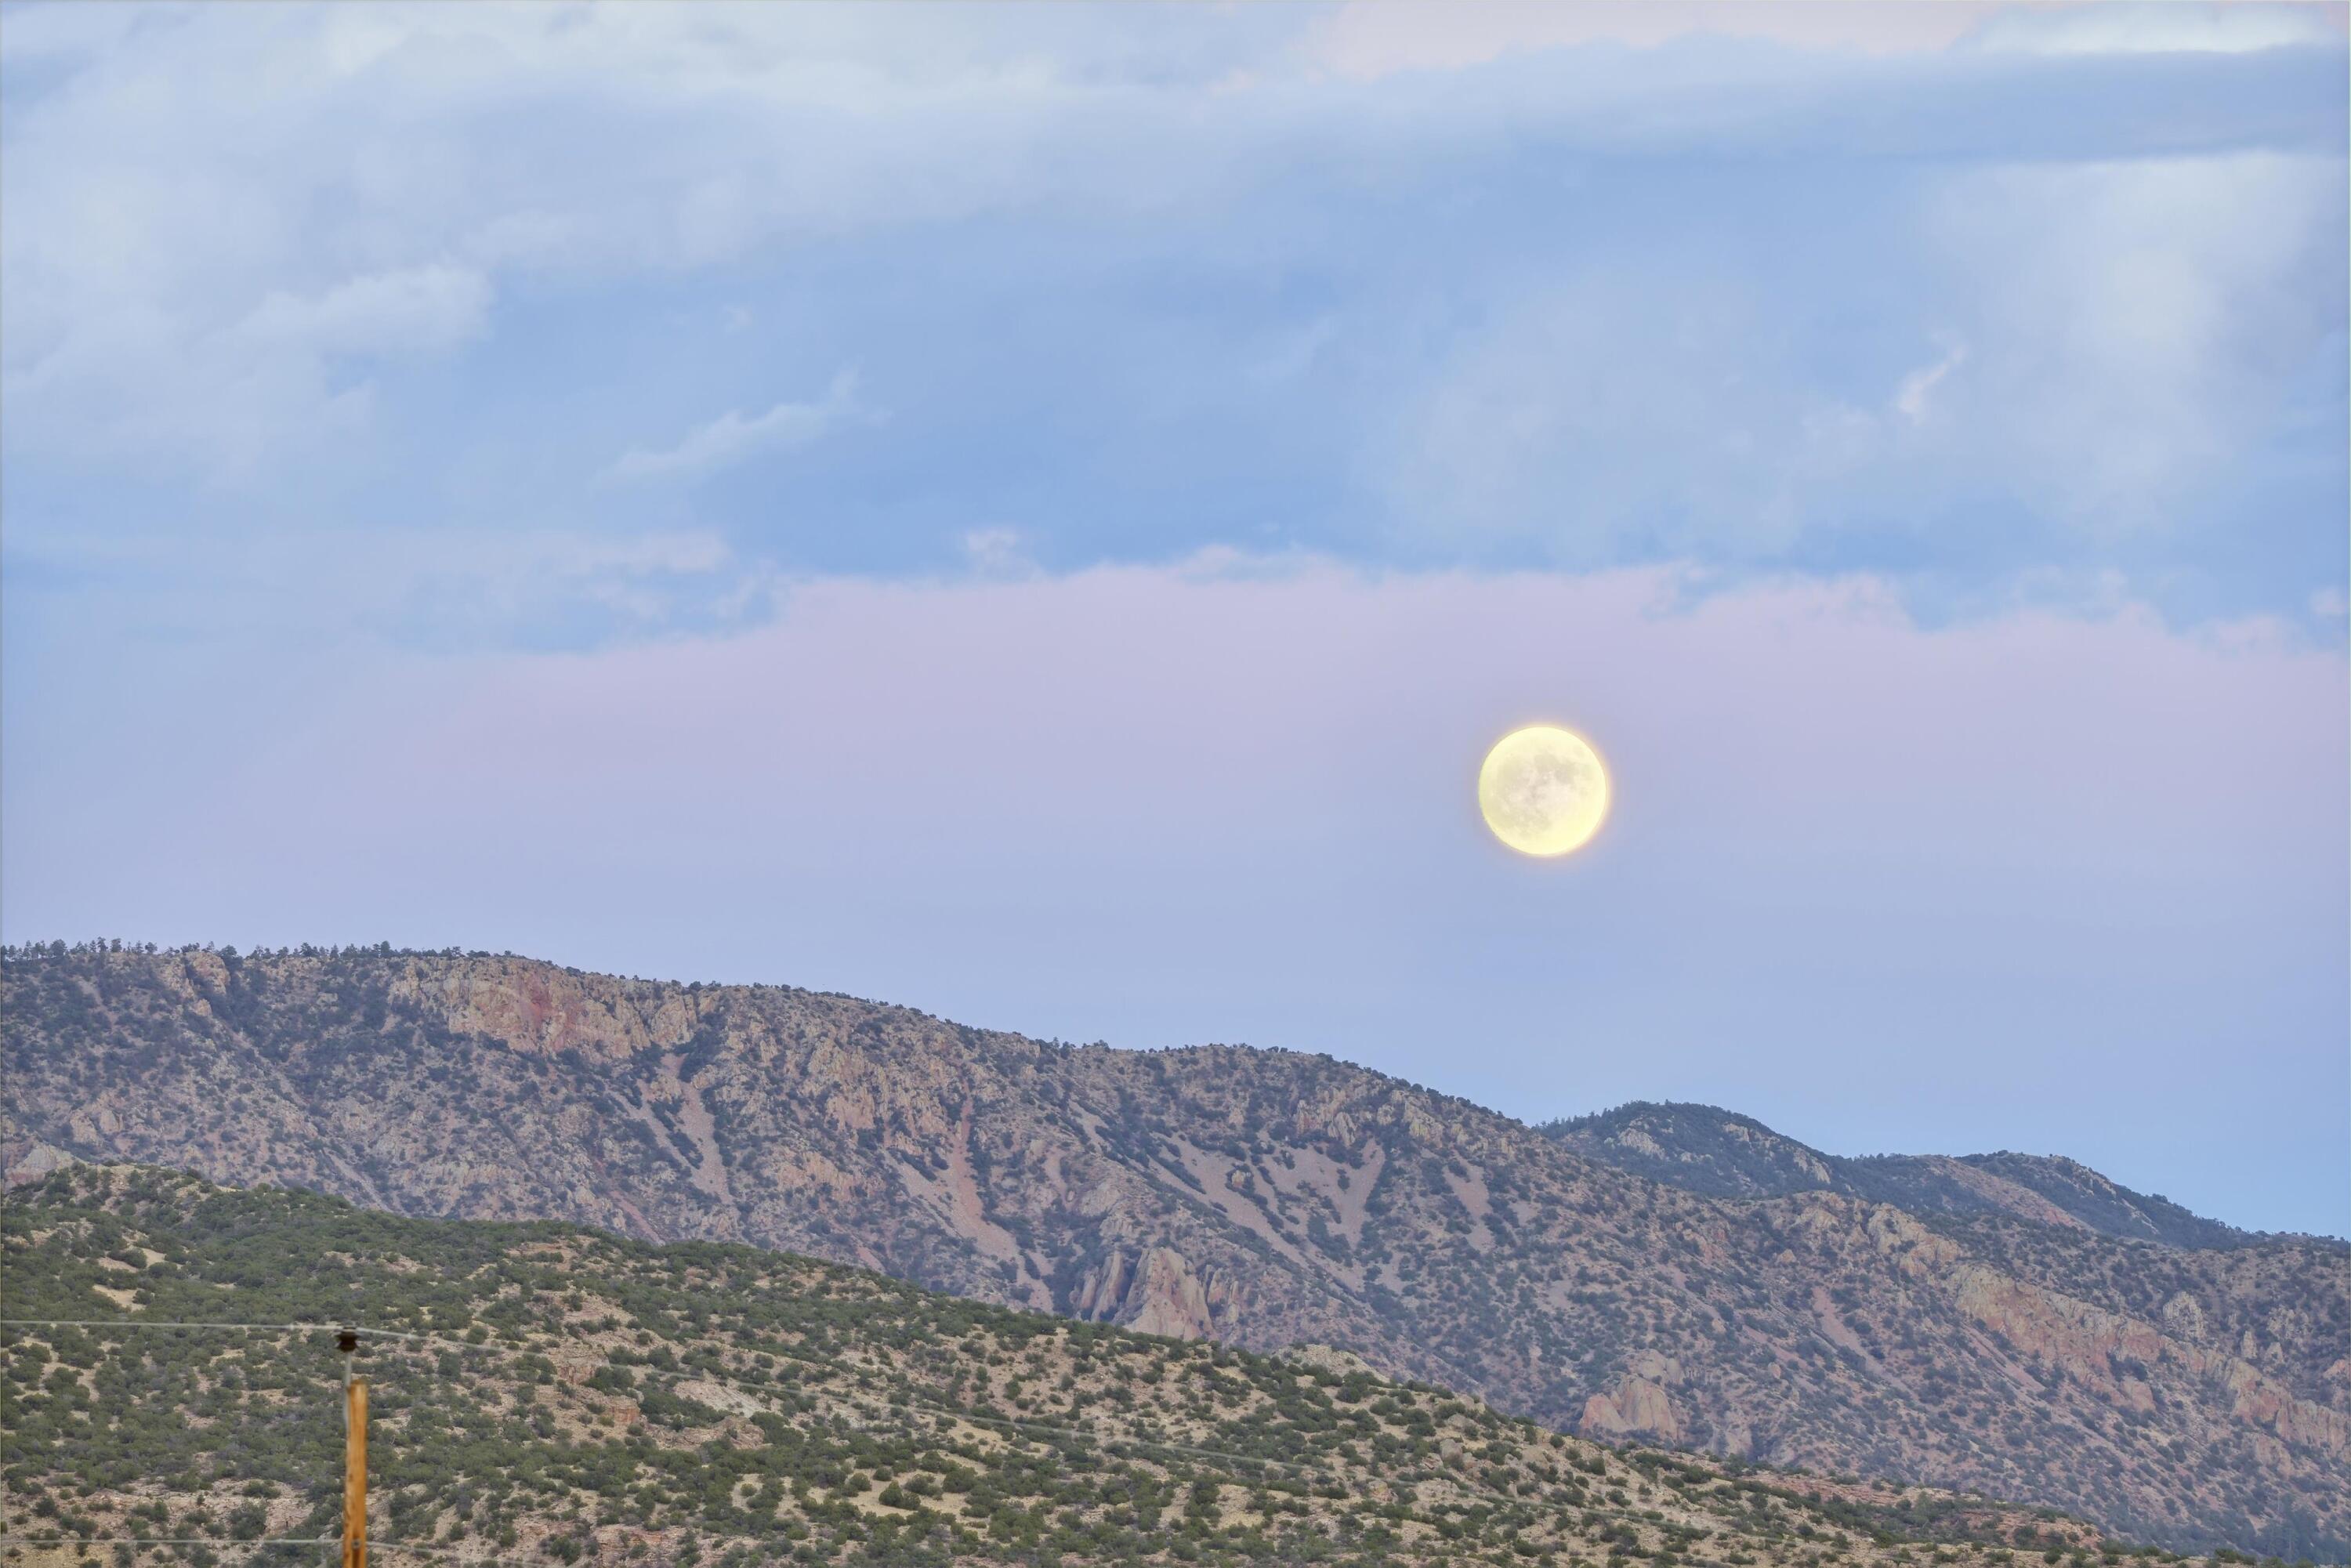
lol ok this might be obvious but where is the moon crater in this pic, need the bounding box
[1478,726,1610,857]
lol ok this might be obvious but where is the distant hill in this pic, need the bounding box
[0,1164,2137,1568]
[4,943,2346,1557]
[1537,1102,2265,1251]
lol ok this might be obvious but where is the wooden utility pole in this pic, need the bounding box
[339,1330,368,1568]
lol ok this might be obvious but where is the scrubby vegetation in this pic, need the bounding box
[0,1166,2215,1568]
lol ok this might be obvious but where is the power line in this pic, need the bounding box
[0,1318,434,1342]
[0,1538,331,1552]
[0,1538,473,1560]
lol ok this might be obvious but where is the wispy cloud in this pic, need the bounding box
[1964,3,2347,57]
[1311,1,1993,79]
[1894,339,1969,425]
[959,527,1031,578]
[1310,0,2346,79]
[233,265,491,360]
[602,374,870,485]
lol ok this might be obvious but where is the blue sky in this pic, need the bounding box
[3,2,2346,1235]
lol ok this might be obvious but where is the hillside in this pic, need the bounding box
[1538,1104,2266,1251]
[0,1165,2183,1567]
[4,943,2346,1557]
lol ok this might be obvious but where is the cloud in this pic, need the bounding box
[0,521,766,656]
[960,527,1032,578]
[1894,339,1969,425]
[2,250,492,476]
[0,4,2340,621]
[371,527,771,649]
[1922,151,2344,530]
[603,373,868,484]
[1964,2,2348,57]
[1376,143,2342,603]
[5,5,2338,476]
[1311,2,1997,79]
[1310,1,2346,79]
[234,264,490,360]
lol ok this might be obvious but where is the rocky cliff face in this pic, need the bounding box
[5,944,2346,1556]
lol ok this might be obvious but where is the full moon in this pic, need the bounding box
[1478,726,1610,857]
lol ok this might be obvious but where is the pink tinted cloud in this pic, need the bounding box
[9,560,2341,1229]
[372,561,2341,904]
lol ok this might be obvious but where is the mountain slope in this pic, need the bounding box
[1,1164,2137,1568]
[1538,1103,2266,1251]
[5,943,2346,1556]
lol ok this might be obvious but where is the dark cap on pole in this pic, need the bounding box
[339,1330,358,1355]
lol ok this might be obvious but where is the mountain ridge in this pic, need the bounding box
[1537,1102,2301,1251]
[5,941,2346,1556]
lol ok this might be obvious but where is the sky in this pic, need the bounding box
[2,2,2345,1237]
